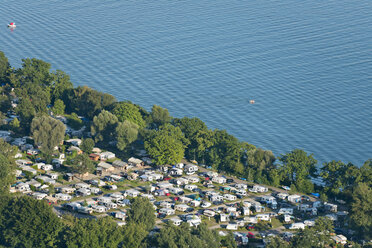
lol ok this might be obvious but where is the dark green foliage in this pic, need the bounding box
[144,124,187,165]
[112,101,145,128]
[0,155,14,195]
[151,104,171,127]
[0,51,10,83]
[61,217,124,248]
[278,149,317,193]
[15,98,36,134]
[64,86,116,119]
[116,120,139,151]
[0,196,62,248]
[12,58,54,87]
[121,223,148,248]
[349,182,372,240]
[91,110,118,143]
[31,115,66,157]
[265,236,290,248]
[156,223,221,248]
[66,113,84,130]
[80,138,95,154]
[221,232,237,248]
[70,154,95,174]
[290,217,334,248]
[50,70,73,103]
[52,99,65,116]
[127,197,155,231]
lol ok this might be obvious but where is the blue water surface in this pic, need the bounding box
[1,0,371,165]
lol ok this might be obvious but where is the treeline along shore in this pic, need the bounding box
[0,51,371,247]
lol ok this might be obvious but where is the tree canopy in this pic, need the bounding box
[31,115,66,157]
[70,154,95,174]
[112,101,145,128]
[0,196,63,248]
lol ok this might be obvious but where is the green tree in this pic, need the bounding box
[144,126,186,165]
[151,104,171,126]
[52,99,65,116]
[80,138,95,154]
[13,58,54,87]
[0,155,14,195]
[31,115,66,158]
[349,182,372,240]
[50,70,73,103]
[61,217,125,248]
[70,154,95,174]
[10,117,20,132]
[91,110,118,143]
[278,149,317,193]
[16,98,36,134]
[116,120,139,151]
[0,51,10,83]
[64,86,115,119]
[127,197,155,231]
[0,196,62,247]
[265,236,290,248]
[112,101,145,128]
[121,223,148,248]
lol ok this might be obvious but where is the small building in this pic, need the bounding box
[289,222,305,230]
[226,223,238,230]
[244,216,258,224]
[185,184,198,191]
[65,173,74,182]
[159,208,175,216]
[32,192,47,200]
[224,194,237,201]
[190,200,201,207]
[159,201,172,209]
[169,217,182,226]
[55,193,72,201]
[212,176,227,184]
[41,164,53,171]
[125,189,140,198]
[157,182,173,189]
[278,208,294,215]
[284,214,292,223]
[100,152,116,160]
[331,235,347,245]
[324,202,338,212]
[175,204,189,212]
[249,185,268,193]
[75,183,90,189]
[114,211,126,221]
[67,146,82,155]
[89,153,100,161]
[92,205,107,213]
[288,195,302,203]
[66,139,82,147]
[168,187,183,195]
[128,157,143,167]
[235,183,248,190]
[204,209,216,217]
[242,207,250,216]
[58,187,76,194]
[220,213,229,222]
[256,213,271,222]
[98,162,115,172]
[184,164,198,175]
[277,192,289,200]
[169,168,183,177]
[112,160,128,171]
[186,176,200,183]
[76,188,91,196]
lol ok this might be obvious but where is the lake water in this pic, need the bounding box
[1,0,371,165]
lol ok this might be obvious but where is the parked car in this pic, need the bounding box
[226,178,234,183]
